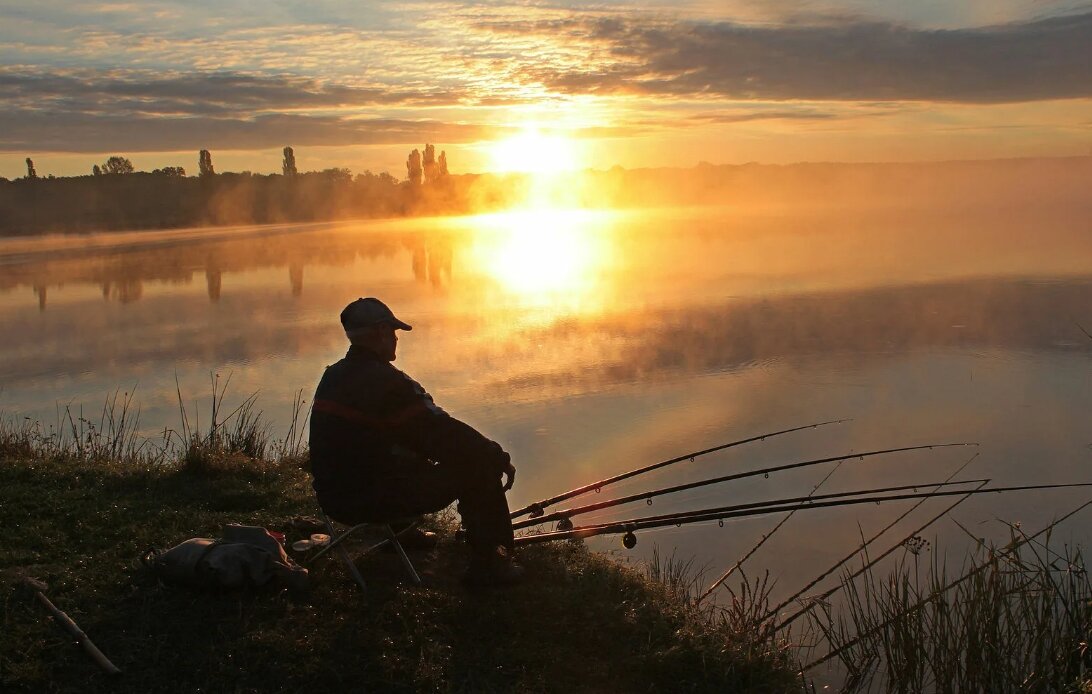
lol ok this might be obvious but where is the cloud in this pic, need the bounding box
[0,67,506,151]
[683,109,839,125]
[0,68,458,115]
[0,64,646,152]
[491,12,1092,103]
[0,111,643,153]
[2,5,1089,156]
[0,110,502,152]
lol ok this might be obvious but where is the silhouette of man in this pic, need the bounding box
[309,297,524,585]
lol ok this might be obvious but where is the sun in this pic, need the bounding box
[487,127,579,174]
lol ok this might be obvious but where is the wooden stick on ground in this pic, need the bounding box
[22,577,121,675]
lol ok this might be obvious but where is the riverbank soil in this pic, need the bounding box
[0,453,797,693]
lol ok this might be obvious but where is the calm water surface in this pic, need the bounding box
[2,205,1090,626]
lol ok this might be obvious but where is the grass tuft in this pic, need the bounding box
[803,525,1092,692]
[643,545,797,690]
[0,389,170,468]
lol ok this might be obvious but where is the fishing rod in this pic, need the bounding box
[772,480,989,631]
[513,482,1092,548]
[692,461,846,607]
[761,453,981,620]
[513,443,976,531]
[510,418,851,520]
[698,452,981,607]
[576,478,989,538]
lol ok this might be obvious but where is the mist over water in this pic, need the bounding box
[1,203,1090,609]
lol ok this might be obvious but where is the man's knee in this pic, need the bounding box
[458,470,504,501]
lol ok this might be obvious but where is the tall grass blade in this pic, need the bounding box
[801,497,1092,674]
[770,453,980,628]
[695,461,845,605]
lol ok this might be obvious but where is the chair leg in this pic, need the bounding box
[310,521,369,564]
[311,509,423,590]
[315,510,368,593]
[336,540,369,593]
[383,525,422,585]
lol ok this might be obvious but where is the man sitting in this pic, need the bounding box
[308,297,524,586]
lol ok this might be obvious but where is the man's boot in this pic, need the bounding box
[462,545,525,587]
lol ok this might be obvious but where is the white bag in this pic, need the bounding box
[150,524,309,591]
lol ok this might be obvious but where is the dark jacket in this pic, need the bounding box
[308,345,510,514]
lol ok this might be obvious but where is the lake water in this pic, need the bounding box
[2,204,1090,630]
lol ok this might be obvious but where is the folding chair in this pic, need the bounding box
[307,509,423,592]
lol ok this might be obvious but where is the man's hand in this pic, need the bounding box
[502,461,516,492]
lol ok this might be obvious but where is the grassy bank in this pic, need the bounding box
[5,391,1092,692]
[0,433,797,692]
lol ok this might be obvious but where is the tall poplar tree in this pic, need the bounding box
[198,150,215,177]
[406,149,423,185]
[423,144,437,184]
[282,146,297,177]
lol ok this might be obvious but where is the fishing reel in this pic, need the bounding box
[556,517,574,532]
[527,503,545,519]
[622,531,637,549]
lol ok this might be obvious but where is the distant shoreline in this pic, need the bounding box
[0,219,345,265]
[2,156,1090,238]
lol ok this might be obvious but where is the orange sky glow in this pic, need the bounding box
[1,1,1091,179]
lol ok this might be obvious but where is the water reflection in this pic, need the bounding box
[478,277,1092,398]
[1,212,622,344]
[0,209,1089,393]
[0,222,404,310]
[4,206,1090,314]
[289,263,303,297]
[466,210,607,304]
[409,234,452,289]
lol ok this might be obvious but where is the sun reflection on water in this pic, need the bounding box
[464,208,613,317]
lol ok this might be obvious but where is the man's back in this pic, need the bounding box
[309,344,506,520]
[309,346,433,514]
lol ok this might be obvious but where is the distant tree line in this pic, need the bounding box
[4,152,1088,236]
[0,144,469,235]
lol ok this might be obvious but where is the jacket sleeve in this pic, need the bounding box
[380,370,511,474]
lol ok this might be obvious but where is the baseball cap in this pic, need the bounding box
[340,297,413,334]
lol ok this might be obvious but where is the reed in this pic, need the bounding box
[644,544,796,687]
[647,545,709,606]
[1,377,309,474]
[175,373,295,475]
[0,389,171,467]
[801,518,1092,692]
[273,387,312,469]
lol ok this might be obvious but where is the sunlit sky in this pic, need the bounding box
[1,1,1091,179]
